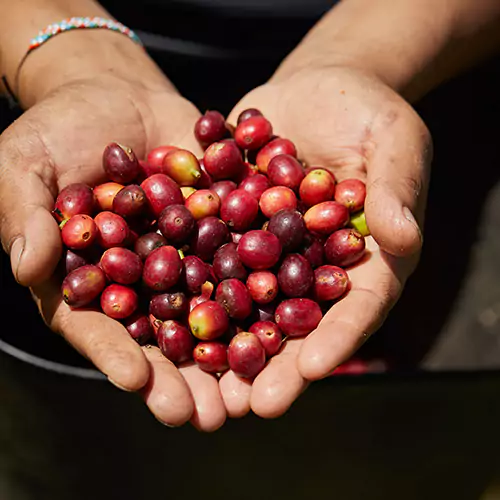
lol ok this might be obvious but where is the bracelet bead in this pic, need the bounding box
[1,16,143,108]
[28,17,142,51]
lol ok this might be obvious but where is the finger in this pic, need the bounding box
[250,339,309,419]
[178,363,226,432]
[219,370,252,418]
[140,346,195,427]
[0,132,61,286]
[365,106,432,257]
[31,278,150,392]
[297,238,408,380]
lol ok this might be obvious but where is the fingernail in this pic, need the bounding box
[402,207,423,243]
[108,376,133,392]
[155,417,179,428]
[10,237,25,283]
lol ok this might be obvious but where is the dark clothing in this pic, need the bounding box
[100,0,336,113]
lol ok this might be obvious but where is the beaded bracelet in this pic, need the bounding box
[1,17,143,108]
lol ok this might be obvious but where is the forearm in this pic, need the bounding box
[272,0,500,101]
[0,0,174,107]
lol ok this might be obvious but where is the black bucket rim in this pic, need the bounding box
[0,337,106,380]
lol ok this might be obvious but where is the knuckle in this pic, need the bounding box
[417,118,433,148]
[0,122,35,172]
[409,113,434,170]
[369,171,423,204]
[399,174,423,199]
[355,283,399,327]
[0,115,56,184]
[420,126,434,168]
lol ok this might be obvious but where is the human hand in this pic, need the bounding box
[222,65,432,418]
[0,68,227,431]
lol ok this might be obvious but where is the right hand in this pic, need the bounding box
[0,70,227,431]
[221,65,431,419]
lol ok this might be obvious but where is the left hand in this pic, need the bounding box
[0,71,227,432]
[220,65,432,419]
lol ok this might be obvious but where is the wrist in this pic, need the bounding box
[17,29,174,108]
[0,0,176,107]
[270,20,453,101]
[271,50,440,103]
[270,0,500,102]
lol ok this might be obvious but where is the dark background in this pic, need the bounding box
[1,4,500,497]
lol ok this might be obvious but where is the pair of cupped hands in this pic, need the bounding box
[0,49,431,431]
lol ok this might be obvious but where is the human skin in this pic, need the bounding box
[219,0,500,419]
[1,0,500,429]
[0,0,228,432]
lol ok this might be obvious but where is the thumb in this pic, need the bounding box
[364,109,432,257]
[0,140,61,286]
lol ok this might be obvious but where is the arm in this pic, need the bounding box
[272,0,500,101]
[0,0,173,107]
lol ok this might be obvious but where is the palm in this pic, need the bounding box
[28,78,200,185]
[1,77,228,431]
[221,67,431,418]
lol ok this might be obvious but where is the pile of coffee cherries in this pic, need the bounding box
[54,108,369,379]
